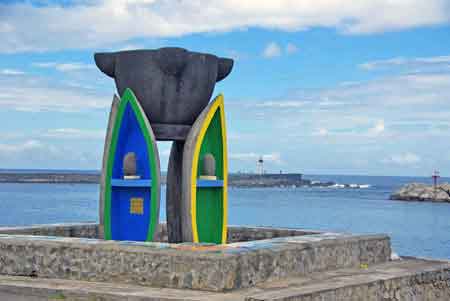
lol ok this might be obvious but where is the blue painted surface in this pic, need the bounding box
[111,179,152,187]
[111,187,150,241]
[110,103,152,241]
[197,179,224,187]
[112,104,150,180]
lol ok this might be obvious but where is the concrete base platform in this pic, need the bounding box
[0,258,448,300]
[0,223,448,300]
[0,224,390,292]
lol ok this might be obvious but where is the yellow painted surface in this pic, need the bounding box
[130,198,144,215]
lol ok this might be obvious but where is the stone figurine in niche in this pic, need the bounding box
[200,153,216,180]
[96,47,233,244]
[123,152,139,180]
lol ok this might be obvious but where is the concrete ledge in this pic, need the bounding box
[0,223,321,243]
[0,231,390,291]
[0,223,99,238]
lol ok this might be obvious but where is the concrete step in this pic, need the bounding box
[0,258,448,300]
[246,257,450,301]
[0,276,220,301]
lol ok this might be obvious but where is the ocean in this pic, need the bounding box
[0,174,449,259]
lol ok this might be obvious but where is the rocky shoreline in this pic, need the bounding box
[390,183,450,203]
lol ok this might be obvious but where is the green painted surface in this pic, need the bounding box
[196,188,223,243]
[104,88,159,241]
[196,109,224,244]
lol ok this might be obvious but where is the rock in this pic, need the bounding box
[94,47,233,126]
[390,183,450,203]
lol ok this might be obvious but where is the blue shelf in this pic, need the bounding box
[197,179,224,188]
[111,179,152,187]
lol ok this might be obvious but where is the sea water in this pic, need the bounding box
[0,174,449,259]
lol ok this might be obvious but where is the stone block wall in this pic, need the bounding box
[0,232,390,292]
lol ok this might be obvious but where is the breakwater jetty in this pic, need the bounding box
[391,182,450,203]
[0,171,369,188]
[0,171,99,184]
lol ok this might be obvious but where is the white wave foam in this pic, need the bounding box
[329,183,371,189]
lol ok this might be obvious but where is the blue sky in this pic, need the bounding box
[1,0,450,176]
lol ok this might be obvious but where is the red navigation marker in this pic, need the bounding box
[432,170,440,188]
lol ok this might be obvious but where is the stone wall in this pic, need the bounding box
[0,232,390,292]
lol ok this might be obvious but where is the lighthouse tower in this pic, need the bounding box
[256,156,264,175]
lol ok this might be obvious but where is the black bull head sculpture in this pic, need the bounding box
[94,47,233,141]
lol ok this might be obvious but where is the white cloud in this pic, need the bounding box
[0,69,25,75]
[254,68,450,114]
[63,81,96,90]
[263,42,297,58]
[42,128,105,139]
[235,55,450,155]
[382,152,421,165]
[318,99,345,107]
[368,120,385,136]
[33,62,94,72]
[255,100,309,108]
[360,55,450,71]
[226,49,248,61]
[316,73,450,107]
[262,42,281,58]
[313,128,329,137]
[117,44,145,51]
[0,140,44,154]
[229,152,282,164]
[308,121,385,139]
[0,139,101,169]
[0,74,111,112]
[3,0,444,53]
[286,43,298,55]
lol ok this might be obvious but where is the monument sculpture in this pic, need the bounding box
[0,47,448,300]
[95,47,233,243]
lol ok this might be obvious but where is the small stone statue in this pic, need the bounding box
[123,152,139,179]
[200,153,216,180]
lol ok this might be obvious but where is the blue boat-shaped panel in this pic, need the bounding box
[104,89,160,242]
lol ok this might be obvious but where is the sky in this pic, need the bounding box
[0,0,450,176]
